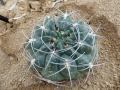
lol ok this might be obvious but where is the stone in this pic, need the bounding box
[87,81,92,85]
[51,0,56,2]
[19,0,30,11]
[0,39,2,46]
[100,83,105,88]
[64,0,68,2]
[39,0,46,3]
[29,1,42,11]
[117,52,120,60]
[83,85,88,89]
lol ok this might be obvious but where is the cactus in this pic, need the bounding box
[23,9,104,86]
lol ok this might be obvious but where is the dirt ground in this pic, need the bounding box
[0,0,120,90]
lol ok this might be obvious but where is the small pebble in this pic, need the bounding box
[0,39,2,46]
[64,0,68,2]
[51,0,56,1]
[100,83,105,88]
[117,52,120,60]
[83,85,88,89]
[9,56,14,60]
[105,82,110,86]
[87,81,92,85]
[96,82,100,86]
[113,74,118,79]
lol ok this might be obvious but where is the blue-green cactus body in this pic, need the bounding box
[26,14,98,83]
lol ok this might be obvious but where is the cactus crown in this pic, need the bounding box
[23,9,102,86]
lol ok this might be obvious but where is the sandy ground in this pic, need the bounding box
[0,0,120,90]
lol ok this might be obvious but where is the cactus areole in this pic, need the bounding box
[25,12,99,86]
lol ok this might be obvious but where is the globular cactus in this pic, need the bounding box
[23,9,103,86]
